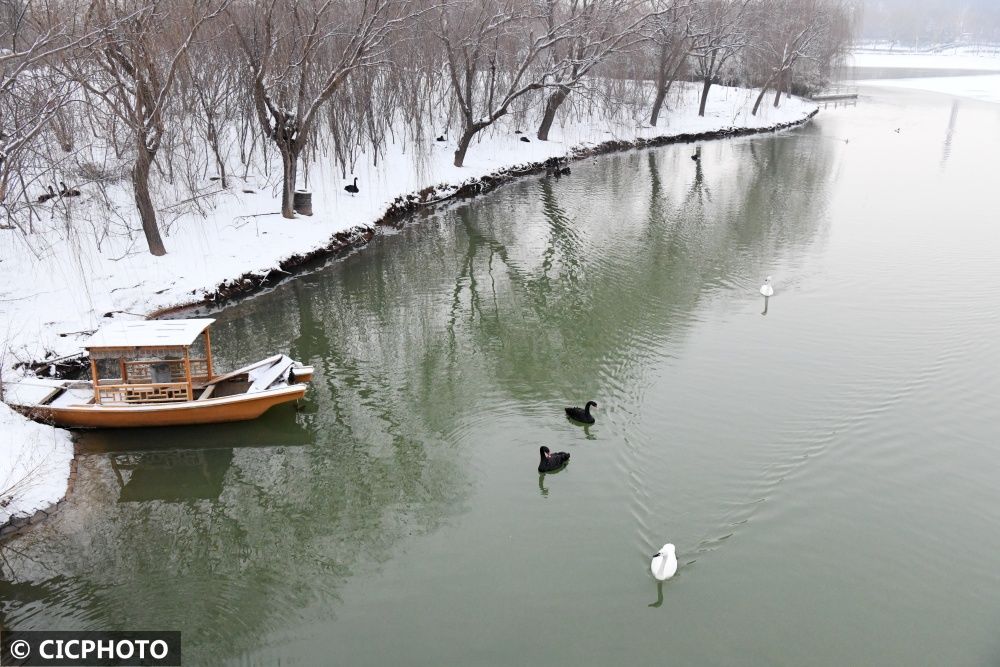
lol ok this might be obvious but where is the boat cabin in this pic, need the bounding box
[85,318,216,405]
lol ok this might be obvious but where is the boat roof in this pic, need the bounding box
[84,318,216,349]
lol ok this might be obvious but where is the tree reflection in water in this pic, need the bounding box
[0,129,836,664]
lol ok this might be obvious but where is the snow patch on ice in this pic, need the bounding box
[861,74,1000,105]
[849,47,1000,105]
[850,46,1000,72]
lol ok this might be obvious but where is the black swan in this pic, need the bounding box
[565,400,597,424]
[59,181,81,197]
[520,136,530,143]
[436,135,446,142]
[36,185,56,203]
[344,177,359,195]
[538,446,570,473]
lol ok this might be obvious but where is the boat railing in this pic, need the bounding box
[97,381,192,405]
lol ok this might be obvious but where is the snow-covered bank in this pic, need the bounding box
[0,83,817,531]
[0,405,74,527]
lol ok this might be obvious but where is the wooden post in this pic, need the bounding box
[204,329,214,380]
[89,356,101,404]
[120,358,128,384]
[183,347,193,401]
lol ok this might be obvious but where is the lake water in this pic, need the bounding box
[3,81,999,666]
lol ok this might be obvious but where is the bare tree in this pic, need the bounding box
[183,40,240,188]
[748,0,844,115]
[534,0,655,141]
[0,1,91,214]
[437,0,578,167]
[232,0,414,219]
[71,0,230,256]
[646,0,693,126]
[688,0,749,117]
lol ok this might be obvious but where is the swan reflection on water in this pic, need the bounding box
[537,458,572,498]
[762,294,769,316]
[649,580,665,608]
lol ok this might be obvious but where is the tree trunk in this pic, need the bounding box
[774,69,789,107]
[752,71,780,116]
[206,116,227,189]
[0,162,8,205]
[649,84,668,126]
[537,86,570,140]
[454,127,477,168]
[698,77,712,117]
[650,77,678,126]
[649,45,670,126]
[133,147,166,256]
[279,145,297,218]
[752,86,768,116]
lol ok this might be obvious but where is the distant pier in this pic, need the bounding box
[811,92,859,101]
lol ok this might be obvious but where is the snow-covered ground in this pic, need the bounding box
[0,82,817,529]
[0,405,74,525]
[850,46,1000,105]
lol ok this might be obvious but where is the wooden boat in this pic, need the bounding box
[4,318,313,428]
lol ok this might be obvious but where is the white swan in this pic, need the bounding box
[650,543,678,581]
[760,276,774,297]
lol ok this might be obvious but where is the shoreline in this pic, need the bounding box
[0,90,819,539]
[150,109,819,317]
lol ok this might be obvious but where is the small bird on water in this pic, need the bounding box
[760,276,774,297]
[538,446,570,473]
[650,543,678,581]
[565,400,597,424]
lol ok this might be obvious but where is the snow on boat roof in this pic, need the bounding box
[83,318,216,349]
